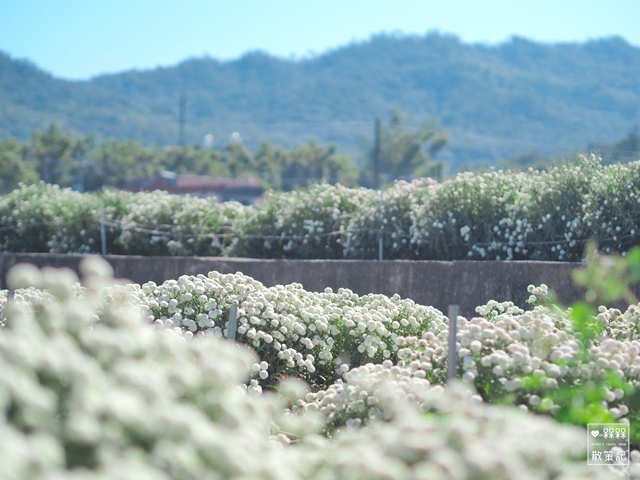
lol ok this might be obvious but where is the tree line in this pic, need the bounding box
[0,113,448,195]
[4,34,640,172]
[500,126,640,170]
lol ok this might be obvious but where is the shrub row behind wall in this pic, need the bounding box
[2,155,640,262]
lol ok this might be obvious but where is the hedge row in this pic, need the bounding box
[2,154,639,261]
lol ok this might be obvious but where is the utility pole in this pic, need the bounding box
[373,117,381,189]
[178,94,186,146]
[374,117,384,260]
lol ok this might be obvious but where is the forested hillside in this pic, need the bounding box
[2,32,640,171]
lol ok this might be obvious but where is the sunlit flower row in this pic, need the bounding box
[123,273,640,428]
[131,270,444,389]
[4,264,640,423]
[0,259,635,478]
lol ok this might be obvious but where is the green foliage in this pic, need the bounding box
[29,123,78,186]
[343,179,436,260]
[0,125,361,193]
[592,126,640,165]
[503,126,640,170]
[412,169,523,260]
[229,184,369,259]
[115,191,243,256]
[0,185,247,256]
[0,138,38,194]
[526,242,640,445]
[574,241,640,305]
[0,183,103,253]
[361,112,448,186]
[90,139,162,189]
[5,155,640,262]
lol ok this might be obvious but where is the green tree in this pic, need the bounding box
[254,141,359,191]
[280,142,351,191]
[29,123,76,186]
[3,125,363,193]
[253,143,285,189]
[0,138,39,193]
[224,142,256,179]
[159,145,230,177]
[591,126,640,164]
[69,134,98,192]
[362,112,448,187]
[91,139,160,189]
[500,150,550,170]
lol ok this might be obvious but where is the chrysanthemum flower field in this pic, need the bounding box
[2,154,640,261]
[1,257,638,478]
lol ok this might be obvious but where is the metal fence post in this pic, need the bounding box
[447,304,459,382]
[226,304,238,341]
[3,289,15,327]
[100,204,107,256]
[378,186,384,261]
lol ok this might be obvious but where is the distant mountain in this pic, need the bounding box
[2,33,640,172]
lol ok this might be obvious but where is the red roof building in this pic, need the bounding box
[124,171,263,204]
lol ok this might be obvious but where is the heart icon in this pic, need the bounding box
[591,430,599,437]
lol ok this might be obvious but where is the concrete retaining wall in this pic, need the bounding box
[0,253,607,316]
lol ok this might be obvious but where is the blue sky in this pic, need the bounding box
[1,0,638,80]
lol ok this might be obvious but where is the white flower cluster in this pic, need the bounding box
[0,182,103,254]
[410,154,640,261]
[292,361,473,434]
[134,270,445,388]
[9,269,638,425]
[475,299,525,319]
[116,189,244,256]
[342,179,437,259]
[1,261,639,478]
[526,282,550,305]
[397,296,640,422]
[0,183,246,257]
[597,304,640,342]
[289,372,616,479]
[0,258,305,479]
[4,155,640,261]
[229,182,375,259]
